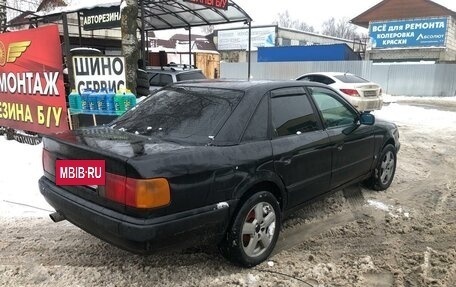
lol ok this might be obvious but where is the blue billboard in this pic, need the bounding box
[369,17,447,49]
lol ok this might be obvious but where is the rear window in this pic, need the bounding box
[149,73,173,86]
[110,86,243,143]
[334,74,369,83]
[176,71,206,81]
[271,95,319,137]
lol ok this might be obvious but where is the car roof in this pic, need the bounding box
[302,72,356,77]
[144,66,203,74]
[172,80,328,96]
[171,80,329,144]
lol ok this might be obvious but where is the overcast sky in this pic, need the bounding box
[233,0,456,32]
[23,0,456,37]
[150,0,456,37]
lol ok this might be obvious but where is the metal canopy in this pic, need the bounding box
[26,0,253,79]
[141,0,252,31]
[29,0,252,31]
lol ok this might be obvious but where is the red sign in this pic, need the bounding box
[184,0,228,10]
[0,25,69,135]
[55,159,106,186]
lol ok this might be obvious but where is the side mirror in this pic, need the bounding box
[343,112,375,135]
[359,112,375,125]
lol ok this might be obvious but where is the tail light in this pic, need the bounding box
[42,149,54,175]
[126,178,170,208]
[340,89,360,97]
[103,173,170,209]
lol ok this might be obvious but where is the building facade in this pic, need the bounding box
[351,0,456,62]
[213,25,364,63]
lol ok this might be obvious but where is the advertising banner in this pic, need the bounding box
[183,0,228,10]
[217,26,276,51]
[72,56,126,95]
[0,25,69,135]
[369,17,447,49]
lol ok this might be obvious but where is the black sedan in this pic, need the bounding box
[39,80,400,267]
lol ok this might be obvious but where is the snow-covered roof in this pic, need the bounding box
[32,0,119,16]
[149,46,219,54]
[30,0,252,31]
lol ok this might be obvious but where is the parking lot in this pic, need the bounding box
[0,98,455,287]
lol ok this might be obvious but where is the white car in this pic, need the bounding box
[296,72,383,111]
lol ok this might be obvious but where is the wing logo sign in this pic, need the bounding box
[0,25,69,135]
[0,40,31,66]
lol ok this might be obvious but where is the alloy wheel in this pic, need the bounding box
[241,202,276,257]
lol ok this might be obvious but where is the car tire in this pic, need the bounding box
[365,144,397,191]
[219,191,281,267]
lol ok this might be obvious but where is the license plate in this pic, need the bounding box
[55,160,106,186]
[364,91,377,97]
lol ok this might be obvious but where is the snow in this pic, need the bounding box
[32,0,120,17]
[367,200,390,212]
[0,100,454,218]
[0,139,53,217]
[216,202,229,209]
[367,200,411,219]
[373,100,456,131]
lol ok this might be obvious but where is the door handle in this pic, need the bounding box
[336,144,344,151]
[277,156,292,165]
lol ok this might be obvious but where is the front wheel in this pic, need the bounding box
[366,144,397,191]
[219,191,281,267]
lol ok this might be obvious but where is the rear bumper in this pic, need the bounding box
[38,176,233,253]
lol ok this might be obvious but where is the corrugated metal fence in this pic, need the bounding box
[220,61,456,97]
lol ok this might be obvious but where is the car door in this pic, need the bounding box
[308,86,375,189]
[270,87,332,207]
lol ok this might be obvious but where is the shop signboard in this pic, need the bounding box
[369,17,447,49]
[83,6,121,30]
[0,25,69,135]
[72,56,126,95]
[183,0,228,10]
[217,26,276,51]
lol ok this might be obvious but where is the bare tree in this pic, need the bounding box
[294,21,315,33]
[201,25,214,35]
[273,10,315,33]
[121,0,139,95]
[321,17,360,40]
[0,0,7,31]
[5,0,40,20]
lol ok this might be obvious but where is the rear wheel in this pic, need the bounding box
[219,191,281,267]
[365,144,397,191]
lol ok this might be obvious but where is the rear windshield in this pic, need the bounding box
[334,74,369,83]
[176,71,206,81]
[110,86,243,143]
[149,73,173,87]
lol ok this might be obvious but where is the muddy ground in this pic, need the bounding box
[1,101,455,287]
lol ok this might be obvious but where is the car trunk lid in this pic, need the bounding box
[42,127,186,215]
[354,84,381,97]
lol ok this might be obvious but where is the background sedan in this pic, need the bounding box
[296,72,383,111]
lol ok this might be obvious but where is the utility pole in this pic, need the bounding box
[0,0,6,32]
[120,0,139,95]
